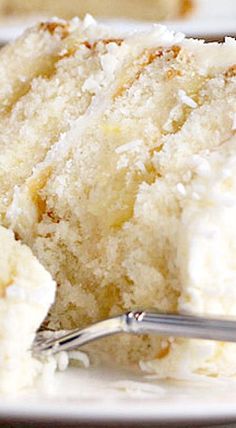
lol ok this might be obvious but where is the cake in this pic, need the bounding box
[1,17,236,388]
[0,0,192,21]
[0,225,56,392]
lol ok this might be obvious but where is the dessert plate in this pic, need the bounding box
[0,366,236,425]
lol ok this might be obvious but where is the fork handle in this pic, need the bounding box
[125,311,236,342]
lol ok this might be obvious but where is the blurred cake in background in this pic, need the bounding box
[0,0,192,21]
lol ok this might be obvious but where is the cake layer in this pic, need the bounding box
[6,20,236,378]
[0,226,56,392]
[0,16,128,223]
[0,0,192,21]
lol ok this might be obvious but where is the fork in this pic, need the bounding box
[33,310,236,356]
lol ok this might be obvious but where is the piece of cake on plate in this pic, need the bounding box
[1,16,236,386]
[0,226,56,392]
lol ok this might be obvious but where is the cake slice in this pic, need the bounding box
[5,19,236,379]
[0,0,192,21]
[0,226,56,392]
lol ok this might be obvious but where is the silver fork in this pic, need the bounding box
[33,310,236,356]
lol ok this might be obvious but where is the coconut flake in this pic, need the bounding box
[100,53,119,75]
[82,14,97,29]
[68,350,90,368]
[115,139,142,154]
[111,380,165,397]
[178,89,197,108]
[56,351,69,371]
[176,182,187,196]
[117,155,129,170]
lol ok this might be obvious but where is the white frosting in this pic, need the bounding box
[0,227,56,393]
[141,139,236,380]
[178,138,236,316]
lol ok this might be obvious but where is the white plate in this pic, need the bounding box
[1,366,236,424]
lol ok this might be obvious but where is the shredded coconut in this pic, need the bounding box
[68,350,90,368]
[117,155,129,170]
[82,14,97,29]
[56,351,69,371]
[111,380,165,397]
[178,89,197,108]
[176,182,187,196]
[115,139,143,154]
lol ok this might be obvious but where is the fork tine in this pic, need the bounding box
[32,314,126,356]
